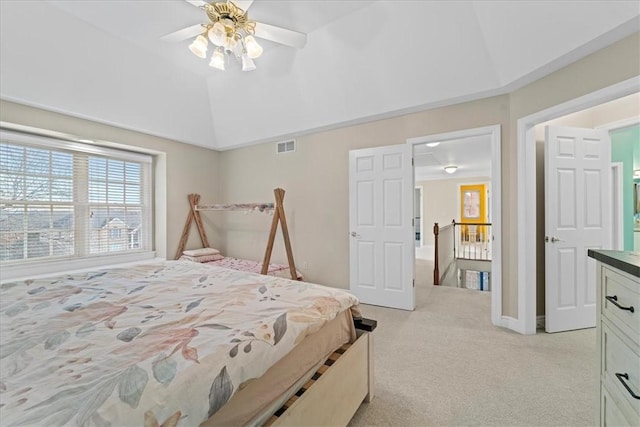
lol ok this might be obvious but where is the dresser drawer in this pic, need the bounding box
[602,386,634,427]
[602,267,639,338]
[601,321,640,421]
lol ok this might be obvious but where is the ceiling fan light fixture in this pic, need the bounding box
[209,47,226,70]
[181,1,277,72]
[189,34,208,58]
[241,53,256,71]
[244,35,263,59]
[444,165,458,174]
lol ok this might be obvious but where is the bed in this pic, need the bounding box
[0,260,373,426]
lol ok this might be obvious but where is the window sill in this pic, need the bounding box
[0,251,158,282]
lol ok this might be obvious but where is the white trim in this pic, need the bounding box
[0,129,152,163]
[407,124,503,328]
[517,76,640,335]
[606,117,639,252]
[596,116,640,132]
[611,162,624,251]
[495,316,521,331]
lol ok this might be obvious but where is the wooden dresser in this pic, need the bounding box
[588,250,640,426]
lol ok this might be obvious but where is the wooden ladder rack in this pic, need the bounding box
[175,188,299,280]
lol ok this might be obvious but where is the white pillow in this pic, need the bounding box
[183,247,220,257]
[180,254,224,263]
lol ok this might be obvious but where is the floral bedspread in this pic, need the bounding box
[0,261,359,427]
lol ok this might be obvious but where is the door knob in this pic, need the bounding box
[545,236,564,243]
[351,231,361,238]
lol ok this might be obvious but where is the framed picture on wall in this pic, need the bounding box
[463,190,480,219]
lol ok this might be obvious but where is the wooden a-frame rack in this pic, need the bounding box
[175,188,299,280]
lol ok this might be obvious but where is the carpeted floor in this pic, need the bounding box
[348,259,596,427]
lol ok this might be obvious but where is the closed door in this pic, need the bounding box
[349,144,415,310]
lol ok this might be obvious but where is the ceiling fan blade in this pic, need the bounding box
[185,0,208,7]
[254,22,306,49]
[184,0,254,9]
[160,24,205,42]
[234,0,254,11]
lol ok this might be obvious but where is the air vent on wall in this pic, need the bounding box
[276,139,296,154]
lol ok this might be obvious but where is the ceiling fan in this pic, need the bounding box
[161,0,307,71]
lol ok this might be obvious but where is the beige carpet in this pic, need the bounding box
[349,262,596,427]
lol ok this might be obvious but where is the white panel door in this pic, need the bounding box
[545,125,611,333]
[349,145,415,310]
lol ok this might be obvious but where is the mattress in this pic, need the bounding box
[0,260,359,426]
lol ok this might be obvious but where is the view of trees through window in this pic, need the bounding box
[0,141,149,262]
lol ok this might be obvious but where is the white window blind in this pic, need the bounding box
[0,130,153,266]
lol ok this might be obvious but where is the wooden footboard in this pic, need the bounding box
[266,330,374,426]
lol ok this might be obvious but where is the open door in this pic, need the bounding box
[545,125,611,333]
[349,145,415,310]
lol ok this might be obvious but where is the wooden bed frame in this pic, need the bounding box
[267,328,375,426]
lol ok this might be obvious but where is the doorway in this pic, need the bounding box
[407,124,503,326]
[516,77,640,335]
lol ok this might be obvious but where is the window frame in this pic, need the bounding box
[0,130,155,280]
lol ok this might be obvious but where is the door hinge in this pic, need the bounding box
[413,279,415,288]
[412,218,415,227]
[412,157,414,166]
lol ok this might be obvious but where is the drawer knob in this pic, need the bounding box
[605,295,635,313]
[615,373,640,400]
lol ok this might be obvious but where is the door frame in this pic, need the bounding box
[611,162,624,251]
[600,117,640,251]
[407,124,502,326]
[516,76,640,335]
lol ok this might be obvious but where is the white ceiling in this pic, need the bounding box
[1,1,638,150]
[414,135,491,182]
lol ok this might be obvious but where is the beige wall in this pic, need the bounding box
[219,95,510,289]
[221,32,639,319]
[417,177,490,246]
[0,99,221,260]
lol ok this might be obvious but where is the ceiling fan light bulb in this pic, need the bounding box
[244,35,263,59]
[241,53,256,71]
[209,48,226,70]
[208,22,227,46]
[188,35,208,59]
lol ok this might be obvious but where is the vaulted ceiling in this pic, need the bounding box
[1,1,638,150]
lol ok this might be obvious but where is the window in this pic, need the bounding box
[0,130,153,267]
